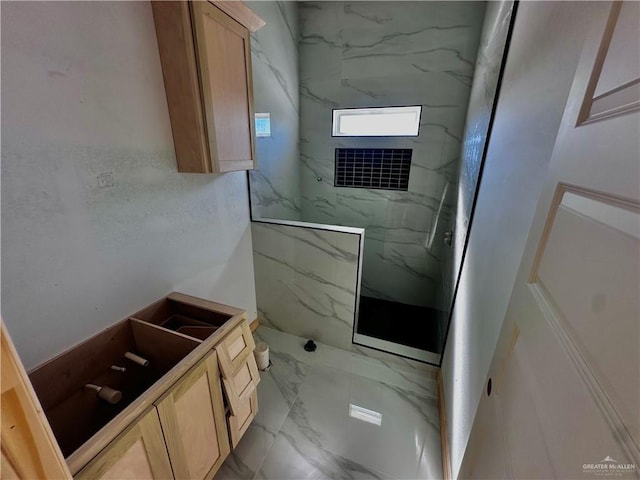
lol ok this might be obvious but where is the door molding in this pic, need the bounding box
[577,1,640,125]
[529,182,640,283]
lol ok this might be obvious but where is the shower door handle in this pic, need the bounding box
[443,230,454,246]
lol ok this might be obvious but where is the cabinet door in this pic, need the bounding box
[156,351,229,480]
[191,1,256,172]
[75,409,173,480]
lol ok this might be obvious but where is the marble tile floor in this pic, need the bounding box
[214,327,442,480]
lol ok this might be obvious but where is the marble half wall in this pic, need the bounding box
[298,1,486,308]
[252,220,364,352]
[246,1,301,221]
[252,219,438,372]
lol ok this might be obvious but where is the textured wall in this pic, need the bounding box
[440,2,603,476]
[1,1,257,369]
[298,1,485,308]
[246,1,301,220]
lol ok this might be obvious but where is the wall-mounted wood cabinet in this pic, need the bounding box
[152,1,265,174]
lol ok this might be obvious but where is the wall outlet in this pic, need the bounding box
[97,172,114,188]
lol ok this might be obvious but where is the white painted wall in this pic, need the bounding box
[440,2,604,477]
[1,1,257,369]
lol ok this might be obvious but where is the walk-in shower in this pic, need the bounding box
[247,0,516,366]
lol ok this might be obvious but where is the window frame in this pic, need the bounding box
[331,106,422,137]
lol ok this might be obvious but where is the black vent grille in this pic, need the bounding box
[334,148,412,191]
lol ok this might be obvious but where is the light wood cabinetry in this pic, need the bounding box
[156,351,229,480]
[8,293,260,479]
[191,1,256,173]
[217,320,256,374]
[152,1,264,174]
[216,321,260,417]
[228,390,258,449]
[75,409,172,480]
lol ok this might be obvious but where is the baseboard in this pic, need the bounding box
[249,318,259,333]
[437,369,453,480]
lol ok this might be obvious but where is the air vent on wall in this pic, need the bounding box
[334,148,412,191]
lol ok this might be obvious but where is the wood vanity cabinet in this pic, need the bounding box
[151,1,265,174]
[14,293,260,480]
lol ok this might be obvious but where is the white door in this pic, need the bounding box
[461,2,640,478]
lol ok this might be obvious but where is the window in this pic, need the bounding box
[332,106,422,137]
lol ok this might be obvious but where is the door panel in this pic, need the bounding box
[94,440,154,480]
[534,189,640,446]
[156,351,229,480]
[460,392,510,479]
[463,1,640,477]
[75,408,173,480]
[579,1,640,124]
[499,344,554,480]
[191,1,255,172]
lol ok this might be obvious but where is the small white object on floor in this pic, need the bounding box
[254,341,270,370]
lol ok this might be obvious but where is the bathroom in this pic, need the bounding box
[1,0,513,478]
[233,1,513,477]
[248,0,512,367]
[8,0,634,478]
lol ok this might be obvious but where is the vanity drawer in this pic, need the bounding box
[216,321,255,377]
[220,351,260,416]
[228,389,258,448]
[216,321,260,416]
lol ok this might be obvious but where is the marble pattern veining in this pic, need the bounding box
[215,332,313,480]
[215,327,441,480]
[252,220,446,373]
[252,221,362,352]
[246,1,301,221]
[298,1,486,309]
[280,365,440,479]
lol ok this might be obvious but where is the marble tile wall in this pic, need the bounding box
[246,1,302,221]
[252,221,363,351]
[252,220,442,371]
[298,1,486,308]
